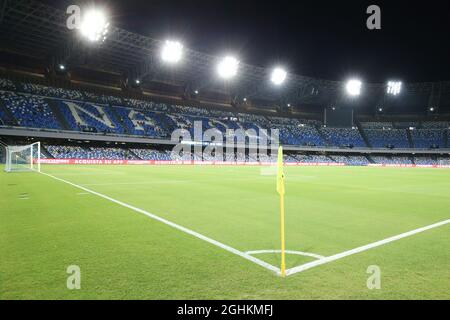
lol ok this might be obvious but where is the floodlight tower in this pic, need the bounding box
[79,9,110,43]
[161,40,184,64]
[346,79,362,97]
[271,67,287,86]
[377,81,402,117]
[387,81,402,96]
[217,56,239,79]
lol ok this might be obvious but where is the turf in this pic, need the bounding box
[0,164,449,299]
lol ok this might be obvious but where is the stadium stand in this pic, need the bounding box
[422,121,450,129]
[1,80,450,165]
[46,145,137,160]
[131,148,172,161]
[0,78,16,91]
[27,141,450,166]
[1,91,60,129]
[330,155,370,165]
[22,83,84,101]
[361,122,393,129]
[320,127,366,147]
[371,156,412,165]
[365,128,410,148]
[411,129,446,148]
[414,156,438,165]
[294,154,334,163]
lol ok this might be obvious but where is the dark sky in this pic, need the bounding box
[44,0,450,83]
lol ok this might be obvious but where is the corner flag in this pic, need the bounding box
[277,146,286,277]
[277,146,285,196]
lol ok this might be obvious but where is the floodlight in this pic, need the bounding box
[429,107,435,112]
[80,9,109,42]
[387,81,402,95]
[271,67,287,85]
[346,79,362,96]
[161,40,183,64]
[194,90,199,95]
[287,103,291,107]
[59,64,66,70]
[217,56,239,79]
[135,79,140,85]
[378,107,383,112]
[243,97,247,102]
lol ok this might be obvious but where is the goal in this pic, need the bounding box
[4,142,41,173]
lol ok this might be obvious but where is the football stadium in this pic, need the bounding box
[0,0,449,302]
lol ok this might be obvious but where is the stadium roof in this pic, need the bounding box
[0,0,450,113]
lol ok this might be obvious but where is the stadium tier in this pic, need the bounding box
[319,127,366,147]
[29,142,449,166]
[1,80,449,151]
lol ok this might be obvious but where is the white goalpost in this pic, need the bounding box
[4,142,41,173]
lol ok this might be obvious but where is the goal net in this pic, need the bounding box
[4,142,41,173]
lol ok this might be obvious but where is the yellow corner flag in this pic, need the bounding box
[277,146,286,277]
[277,146,285,196]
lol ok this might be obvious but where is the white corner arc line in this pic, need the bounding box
[245,250,325,260]
[286,219,450,276]
[39,172,281,275]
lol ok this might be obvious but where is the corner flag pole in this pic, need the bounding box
[277,146,286,277]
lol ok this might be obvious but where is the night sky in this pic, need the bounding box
[43,0,450,83]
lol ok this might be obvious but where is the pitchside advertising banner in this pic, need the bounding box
[38,158,347,166]
[37,158,450,168]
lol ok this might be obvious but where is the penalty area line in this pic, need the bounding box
[39,171,281,275]
[285,219,450,277]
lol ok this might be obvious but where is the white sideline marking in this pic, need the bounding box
[285,219,450,276]
[245,250,325,260]
[39,172,281,275]
[82,180,187,186]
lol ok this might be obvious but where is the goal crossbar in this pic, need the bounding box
[4,142,41,173]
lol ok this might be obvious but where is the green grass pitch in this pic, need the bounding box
[1,164,449,299]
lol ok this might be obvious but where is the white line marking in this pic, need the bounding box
[40,172,281,275]
[245,250,325,260]
[76,192,90,195]
[286,219,450,276]
[82,180,187,186]
[49,172,125,176]
[81,177,262,187]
